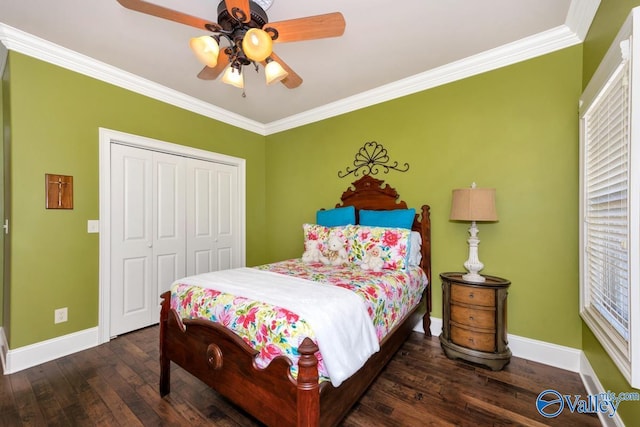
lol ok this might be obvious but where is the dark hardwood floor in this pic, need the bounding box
[0,326,601,426]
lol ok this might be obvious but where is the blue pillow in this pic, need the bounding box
[359,208,415,229]
[316,206,356,227]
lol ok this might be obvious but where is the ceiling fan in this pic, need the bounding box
[116,0,346,90]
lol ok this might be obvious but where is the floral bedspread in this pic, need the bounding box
[170,259,427,382]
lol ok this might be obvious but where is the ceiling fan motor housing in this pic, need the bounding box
[215,1,273,67]
[217,1,269,32]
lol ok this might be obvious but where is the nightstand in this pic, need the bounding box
[439,272,511,370]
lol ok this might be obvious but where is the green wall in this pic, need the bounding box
[583,0,640,87]
[5,52,267,348]
[265,46,583,347]
[582,1,640,425]
[0,53,6,331]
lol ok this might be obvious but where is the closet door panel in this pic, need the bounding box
[153,153,186,297]
[111,144,154,336]
[156,254,180,296]
[122,257,148,312]
[194,167,213,238]
[216,248,233,271]
[214,164,240,270]
[187,160,216,275]
[194,250,212,275]
[186,159,240,275]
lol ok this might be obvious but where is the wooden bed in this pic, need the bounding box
[158,175,432,426]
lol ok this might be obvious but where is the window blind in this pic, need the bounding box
[583,57,630,348]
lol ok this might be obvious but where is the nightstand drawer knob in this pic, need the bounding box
[469,293,474,299]
[469,316,474,321]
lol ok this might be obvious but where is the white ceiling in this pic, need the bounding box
[0,0,598,133]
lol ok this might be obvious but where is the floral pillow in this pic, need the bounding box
[302,223,353,256]
[347,225,411,270]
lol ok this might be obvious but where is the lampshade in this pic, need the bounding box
[189,35,220,68]
[265,58,288,85]
[242,28,273,62]
[221,67,244,89]
[450,186,498,222]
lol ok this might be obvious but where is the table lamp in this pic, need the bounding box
[449,183,498,282]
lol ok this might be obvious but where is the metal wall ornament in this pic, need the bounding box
[338,141,409,178]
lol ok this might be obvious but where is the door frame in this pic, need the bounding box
[98,128,246,343]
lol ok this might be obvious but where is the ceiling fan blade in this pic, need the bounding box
[116,0,221,31]
[197,51,230,80]
[264,52,302,89]
[264,12,346,43]
[225,0,252,23]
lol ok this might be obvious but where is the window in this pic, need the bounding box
[580,9,640,388]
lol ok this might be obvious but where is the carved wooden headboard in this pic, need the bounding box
[334,175,432,313]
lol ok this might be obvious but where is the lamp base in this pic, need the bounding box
[462,221,486,283]
[462,272,486,283]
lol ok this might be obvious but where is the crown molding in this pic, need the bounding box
[265,0,599,134]
[0,0,597,136]
[0,39,7,77]
[566,0,601,41]
[265,24,584,134]
[0,23,267,135]
[0,43,9,79]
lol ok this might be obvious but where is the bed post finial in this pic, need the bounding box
[297,338,320,426]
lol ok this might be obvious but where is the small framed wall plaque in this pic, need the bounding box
[46,174,73,209]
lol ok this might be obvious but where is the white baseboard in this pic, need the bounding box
[413,316,443,337]
[508,333,583,372]
[580,353,625,427]
[0,326,7,373]
[414,316,582,372]
[2,327,99,375]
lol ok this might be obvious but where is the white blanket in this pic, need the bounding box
[174,268,380,387]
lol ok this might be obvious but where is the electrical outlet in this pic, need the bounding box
[54,307,68,324]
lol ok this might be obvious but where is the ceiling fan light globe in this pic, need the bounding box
[221,67,245,89]
[265,60,288,85]
[242,28,273,62]
[189,36,219,67]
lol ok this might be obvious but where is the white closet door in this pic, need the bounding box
[212,162,241,271]
[153,152,187,299]
[110,144,154,336]
[110,145,187,336]
[186,159,240,275]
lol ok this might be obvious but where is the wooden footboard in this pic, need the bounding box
[159,290,427,427]
[159,291,316,426]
